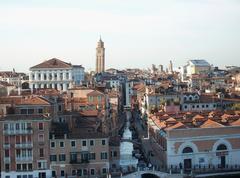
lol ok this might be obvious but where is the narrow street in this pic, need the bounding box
[132,108,166,171]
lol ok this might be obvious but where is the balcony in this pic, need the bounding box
[16,157,33,162]
[4,129,33,135]
[3,143,10,149]
[69,159,89,164]
[15,143,33,149]
[4,157,11,163]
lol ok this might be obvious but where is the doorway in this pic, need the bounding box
[184,159,192,172]
[220,156,226,168]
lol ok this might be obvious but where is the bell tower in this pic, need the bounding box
[96,37,105,73]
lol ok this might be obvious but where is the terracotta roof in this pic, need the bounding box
[166,117,177,122]
[87,90,104,96]
[165,122,187,130]
[30,58,72,69]
[230,119,240,126]
[79,110,98,117]
[200,119,224,128]
[192,114,205,121]
[18,96,51,105]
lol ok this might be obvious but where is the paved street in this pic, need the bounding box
[132,109,166,171]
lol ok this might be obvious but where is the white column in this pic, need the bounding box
[41,83,44,88]
[52,71,55,81]
[57,83,61,90]
[63,71,66,80]
[47,71,50,81]
[29,72,32,81]
[35,83,39,89]
[57,71,60,81]
[63,83,67,91]
[41,72,44,81]
[47,83,50,88]
[35,71,38,80]
[69,71,72,80]
[29,83,33,90]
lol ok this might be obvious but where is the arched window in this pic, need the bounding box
[217,144,227,151]
[182,147,193,153]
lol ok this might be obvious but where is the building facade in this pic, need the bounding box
[49,135,110,178]
[29,58,84,91]
[0,115,52,178]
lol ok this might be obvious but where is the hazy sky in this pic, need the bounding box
[0,0,240,72]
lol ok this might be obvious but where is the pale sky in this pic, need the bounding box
[0,0,240,72]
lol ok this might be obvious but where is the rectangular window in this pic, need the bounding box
[90,140,94,146]
[5,149,9,157]
[61,170,65,176]
[102,139,106,145]
[20,109,27,114]
[4,136,9,144]
[83,169,88,176]
[27,122,31,129]
[38,108,43,114]
[28,163,32,171]
[22,164,27,171]
[70,152,77,162]
[102,168,107,174]
[97,96,102,102]
[4,123,8,130]
[39,148,44,157]
[51,142,55,148]
[28,109,34,114]
[27,149,32,157]
[52,171,56,177]
[114,151,117,157]
[60,141,64,148]
[50,155,57,162]
[5,164,10,172]
[90,169,95,175]
[71,140,76,147]
[16,136,21,144]
[58,105,62,112]
[22,135,26,143]
[17,164,21,171]
[27,135,31,143]
[38,123,44,130]
[88,96,94,102]
[16,123,20,130]
[89,153,96,160]
[82,140,87,146]
[101,152,108,160]
[16,149,21,157]
[72,170,76,176]
[59,154,66,161]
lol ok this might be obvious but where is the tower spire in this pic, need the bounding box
[96,38,105,73]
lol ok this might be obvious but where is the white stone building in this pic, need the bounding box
[166,126,240,170]
[148,112,240,172]
[180,59,211,81]
[29,58,84,91]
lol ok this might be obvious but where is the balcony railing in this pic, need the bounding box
[3,143,10,149]
[3,129,33,135]
[69,159,89,164]
[16,157,33,162]
[4,157,11,163]
[15,143,33,148]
